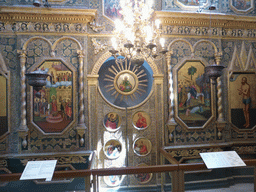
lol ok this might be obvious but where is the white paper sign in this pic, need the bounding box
[20,160,57,181]
[200,151,246,169]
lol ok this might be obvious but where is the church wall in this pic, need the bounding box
[0,0,255,190]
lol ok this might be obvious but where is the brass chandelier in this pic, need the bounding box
[109,0,167,67]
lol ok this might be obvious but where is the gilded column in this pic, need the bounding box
[76,50,87,146]
[17,50,29,148]
[215,52,224,122]
[215,52,226,139]
[166,51,177,141]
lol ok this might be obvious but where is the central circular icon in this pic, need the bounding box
[114,70,138,95]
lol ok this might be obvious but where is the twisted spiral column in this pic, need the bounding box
[215,52,225,139]
[17,50,29,148]
[166,51,176,141]
[215,52,224,123]
[166,51,175,123]
[76,50,87,146]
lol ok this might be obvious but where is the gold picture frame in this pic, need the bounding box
[173,60,215,129]
[27,59,77,135]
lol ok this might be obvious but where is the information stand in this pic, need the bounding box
[200,151,246,169]
[20,160,57,181]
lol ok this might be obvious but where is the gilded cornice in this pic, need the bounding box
[155,11,256,29]
[0,6,97,23]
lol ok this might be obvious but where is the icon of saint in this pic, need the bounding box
[134,140,148,155]
[119,76,132,92]
[237,77,251,128]
[136,112,147,128]
[105,113,119,129]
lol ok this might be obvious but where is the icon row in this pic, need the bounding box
[104,138,152,159]
[103,111,151,132]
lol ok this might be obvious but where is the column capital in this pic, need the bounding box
[17,50,27,57]
[77,50,85,57]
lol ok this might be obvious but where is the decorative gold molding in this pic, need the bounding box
[155,11,256,29]
[0,6,97,24]
[87,75,99,86]
[20,155,87,166]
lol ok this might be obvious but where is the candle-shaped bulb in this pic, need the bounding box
[160,38,165,48]
[155,19,161,29]
[111,37,117,50]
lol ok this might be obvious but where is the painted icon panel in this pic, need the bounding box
[173,0,210,11]
[132,111,150,130]
[134,163,153,184]
[133,138,152,156]
[98,57,153,108]
[229,73,256,129]
[0,74,8,138]
[178,0,207,6]
[103,112,121,132]
[104,139,122,159]
[32,60,73,133]
[104,167,122,186]
[103,0,122,20]
[230,0,254,13]
[177,61,212,127]
[116,72,136,93]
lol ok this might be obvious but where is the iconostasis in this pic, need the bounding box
[87,55,164,188]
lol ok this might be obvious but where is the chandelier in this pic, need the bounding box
[109,0,167,67]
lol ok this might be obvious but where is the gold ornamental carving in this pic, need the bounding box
[20,155,87,166]
[91,38,107,55]
[0,7,96,24]
[0,160,7,167]
[168,147,222,157]
[155,11,256,30]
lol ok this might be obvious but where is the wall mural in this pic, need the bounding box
[103,0,122,20]
[173,0,211,11]
[178,0,207,6]
[229,72,256,129]
[32,60,73,133]
[176,61,212,127]
[230,0,254,13]
[98,57,153,108]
